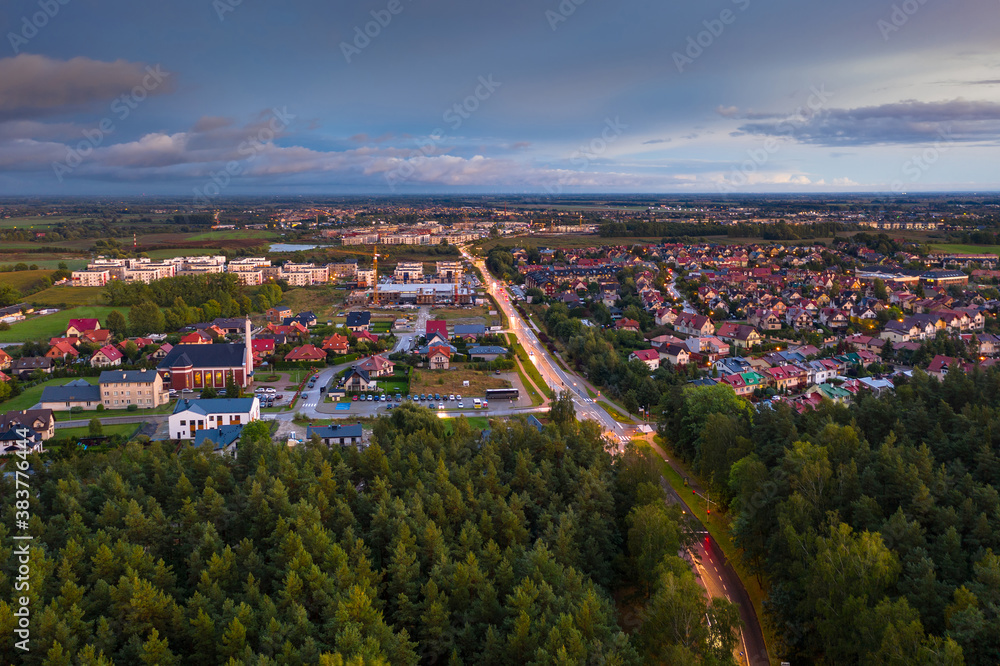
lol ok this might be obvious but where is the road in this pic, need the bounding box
[661,477,769,666]
[392,305,431,353]
[460,246,632,447]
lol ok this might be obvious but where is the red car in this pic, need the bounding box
[352,395,358,401]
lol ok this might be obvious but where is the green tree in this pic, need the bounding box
[106,310,128,339]
[88,418,103,437]
[128,301,166,336]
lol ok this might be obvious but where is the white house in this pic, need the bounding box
[169,397,260,440]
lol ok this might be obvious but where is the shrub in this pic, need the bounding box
[96,404,105,412]
[126,404,138,412]
[70,406,83,414]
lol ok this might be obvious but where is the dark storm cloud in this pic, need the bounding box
[735,99,1000,146]
[0,54,175,121]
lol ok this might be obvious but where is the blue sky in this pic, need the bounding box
[1,0,998,195]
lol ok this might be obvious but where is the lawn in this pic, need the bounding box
[1,269,55,292]
[441,416,490,435]
[52,423,140,441]
[29,286,106,307]
[0,257,88,270]
[409,368,509,396]
[0,306,119,342]
[0,377,98,413]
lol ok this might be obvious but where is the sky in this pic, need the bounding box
[0,0,998,197]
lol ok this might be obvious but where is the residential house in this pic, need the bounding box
[428,346,452,370]
[715,323,762,349]
[91,345,124,368]
[629,349,660,371]
[655,308,678,327]
[11,357,52,378]
[193,424,244,456]
[355,354,394,378]
[179,330,215,345]
[65,318,100,337]
[283,344,326,363]
[40,379,101,411]
[307,424,364,447]
[927,355,972,380]
[0,349,11,370]
[343,368,374,392]
[250,339,274,362]
[658,343,690,367]
[0,409,55,441]
[265,306,292,323]
[615,318,641,333]
[148,343,173,362]
[169,397,260,440]
[322,334,350,355]
[453,324,486,340]
[675,312,715,337]
[346,311,372,332]
[748,309,782,331]
[45,341,79,361]
[468,346,507,362]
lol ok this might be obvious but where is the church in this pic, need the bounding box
[157,317,254,390]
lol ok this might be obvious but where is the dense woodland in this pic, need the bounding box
[0,402,741,665]
[658,371,1000,665]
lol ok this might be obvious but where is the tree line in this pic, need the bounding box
[657,369,1000,664]
[0,401,743,664]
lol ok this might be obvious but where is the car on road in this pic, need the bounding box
[495,370,501,375]
[265,387,276,393]
[438,404,444,410]
[181,388,194,394]
[457,402,464,408]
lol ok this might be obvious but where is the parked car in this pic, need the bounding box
[449,394,455,401]
[265,387,276,393]
[457,402,464,408]
[352,395,358,401]
[438,403,445,410]
[434,393,441,401]
[456,394,462,401]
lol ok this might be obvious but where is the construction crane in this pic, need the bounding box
[372,245,380,304]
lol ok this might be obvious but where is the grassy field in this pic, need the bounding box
[279,285,347,321]
[477,235,666,251]
[0,269,55,292]
[0,257,88,270]
[53,423,140,441]
[441,416,490,435]
[144,248,227,260]
[0,306,119,342]
[929,243,1000,256]
[188,229,278,241]
[0,377,98,412]
[430,306,489,322]
[29,286,106,307]
[410,368,508,396]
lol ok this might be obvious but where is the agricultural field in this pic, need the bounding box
[29,286,106,307]
[409,368,509,396]
[0,269,55,292]
[0,306,119,343]
[0,377,98,413]
[188,229,279,241]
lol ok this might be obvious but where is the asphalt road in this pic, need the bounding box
[660,461,769,666]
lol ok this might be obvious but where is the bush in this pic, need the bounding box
[126,404,138,412]
[96,404,105,412]
[70,406,83,414]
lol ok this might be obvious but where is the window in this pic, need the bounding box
[180,420,186,425]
